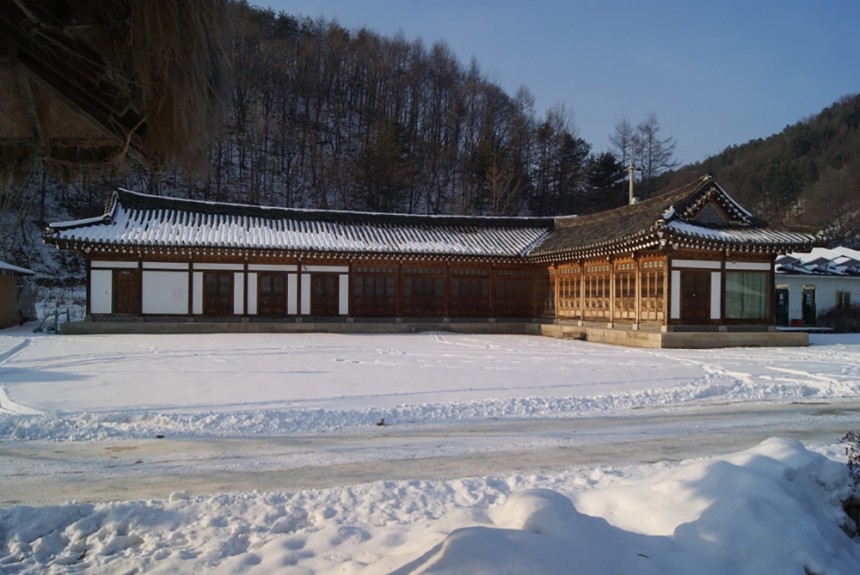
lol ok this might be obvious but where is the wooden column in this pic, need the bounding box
[635,256,641,328]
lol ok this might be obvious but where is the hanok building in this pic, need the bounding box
[0,259,35,328]
[44,175,823,348]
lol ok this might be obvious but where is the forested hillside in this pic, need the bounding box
[659,94,860,244]
[1,2,858,276]
[200,4,638,218]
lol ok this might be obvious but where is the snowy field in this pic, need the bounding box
[1,327,860,574]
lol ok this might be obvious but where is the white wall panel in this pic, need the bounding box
[92,260,137,269]
[249,264,297,272]
[288,273,298,315]
[304,265,349,273]
[670,270,681,319]
[142,262,188,270]
[192,272,203,314]
[142,271,189,314]
[726,261,771,271]
[300,274,311,315]
[247,273,258,315]
[339,274,349,315]
[671,259,721,269]
[234,272,244,314]
[90,270,112,314]
[193,263,244,271]
[710,272,722,320]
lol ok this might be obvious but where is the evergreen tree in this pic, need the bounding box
[584,152,627,213]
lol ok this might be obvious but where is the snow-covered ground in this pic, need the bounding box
[1,328,860,574]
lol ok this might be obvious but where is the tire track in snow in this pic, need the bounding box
[0,339,45,415]
[0,338,30,364]
[0,386,44,416]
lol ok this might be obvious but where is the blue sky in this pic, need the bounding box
[258,1,859,165]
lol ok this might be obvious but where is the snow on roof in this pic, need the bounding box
[46,177,824,261]
[529,176,821,260]
[46,190,553,259]
[0,260,35,275]
[776,246,860,275]
[664,220,821,247]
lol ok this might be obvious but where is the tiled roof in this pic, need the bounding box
[45,176,824,261]
[528,175,822,260]
[776,246,860,275]
[46,190,553,259]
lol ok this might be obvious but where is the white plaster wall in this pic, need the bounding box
[670,270,681,319]
[233,272,245,314]
[90,270,112,314]
[339,274,349,315]
[710,272,722,320]
[300,274,311,315]
[247,273,258,315]
[672,259,721,269]
[92,260,137,269]
[778,275,860,321]
[142,271,189,314]
[288,274,298,315]
[192,272,203,314]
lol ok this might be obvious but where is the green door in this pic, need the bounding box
[802,286,816,326]
[774,287,789,326]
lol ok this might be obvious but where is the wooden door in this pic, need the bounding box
[311,274,339,316]
[449,276,489,317]
[775,288,789,326]
[204,271,233,315]
[402,275,443,317]
[112,269,139,314]
[681,270,710,322]
[258,272,287,315]
[802,286,816,326]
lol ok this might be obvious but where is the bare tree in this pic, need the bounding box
[632,113,677,196]
[609,118,635,166]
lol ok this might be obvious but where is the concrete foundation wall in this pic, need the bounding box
[61,318,808,348]
[61,319,541,336]
[539,323,809,348]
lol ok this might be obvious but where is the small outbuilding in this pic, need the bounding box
[775,246,860,327]
[0,260,35,328]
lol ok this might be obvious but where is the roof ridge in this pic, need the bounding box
[115,189,555,228]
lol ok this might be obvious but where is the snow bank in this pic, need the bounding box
[1,439,857,574]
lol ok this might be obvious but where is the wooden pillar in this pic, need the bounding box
[297,259,303,317]
[443,261,450,318]
[768,254,776,324]
[187,256,194,317]
[489,264,496,319]
[663,255,671,330]
[635,256,641,328]
[395,261,403,318]
[85,257,92,317]
[243,260,249,317]
[137,257,143,316]
[609,257,615,326]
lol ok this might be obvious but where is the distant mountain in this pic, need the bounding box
[657,94,860,243]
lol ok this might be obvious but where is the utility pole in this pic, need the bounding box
[627,161,641,205]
